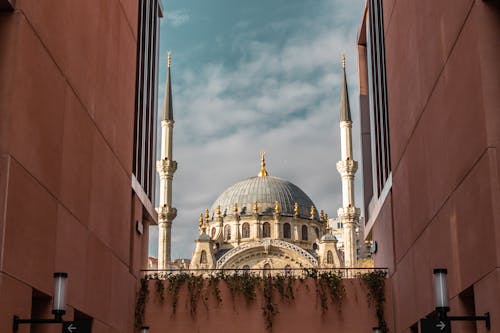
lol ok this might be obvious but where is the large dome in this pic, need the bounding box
[210,176,319,219]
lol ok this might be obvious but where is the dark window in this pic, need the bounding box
[242,265,250,271]
[211,227,216,238]
[283,223,291,239]
[327,250,334,264]
[224,225,231,240]
[301,225,308,241]
[133,0,163,201]
[313,243,318,251]
[358,0,391,220]
[314,227,320,238]
[263,263,271,277]
[242,223,250,238]
[284,265,292,275]
[200,250,207,264]
[262,222,271,238]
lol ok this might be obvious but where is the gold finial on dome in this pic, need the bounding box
[310,205,316,219]
[253,201,259,214]
[274,201,281,214]
[320,210,325,221]
[168,51,171,68]
[257,151,269,177]
[204,208,210,220]
[293,202,299,217]
[216,205,221,218]
[233,202,238,215]
[199,213,204,228]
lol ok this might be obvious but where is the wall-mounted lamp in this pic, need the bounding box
[52,272,68,320]
[140,326,150,333]
[13,272,68,332]
[372,327,381,333]
[433,268,449,315]
[432,268,491,330]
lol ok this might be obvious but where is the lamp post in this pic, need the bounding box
[13,272,69,332]
[432,268,491,330]
[140,326,150,333]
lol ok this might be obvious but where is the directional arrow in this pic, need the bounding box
[62,320,91,333]
[435,321,446,331]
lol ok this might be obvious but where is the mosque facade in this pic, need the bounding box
[156,54,365,273]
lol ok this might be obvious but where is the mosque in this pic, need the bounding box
[155,53,365,273]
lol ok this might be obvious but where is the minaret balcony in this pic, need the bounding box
[156,158,177,175]
[336,159,358,175]
[158,205,177,221]
[337,206,360,221]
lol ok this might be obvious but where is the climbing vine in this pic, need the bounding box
[359,270,388,332]
[155,279,165,304]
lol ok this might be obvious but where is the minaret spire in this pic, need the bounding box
[336,54,360,268]
[157,51,177,270]
[340,53,352,122]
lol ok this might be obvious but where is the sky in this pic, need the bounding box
[150,0,366,259]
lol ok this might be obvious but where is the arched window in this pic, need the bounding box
[242,223,250,238]
[211,227,216,238]
[301,225,308,240]
[327,250,333,264]
[262,222,271,238]
[263,263,271,277]
[313,243,318,251]
[314,227,320,238]
[224,225,231,240]
[200,250,207,264]
[242,265,250,271]
[283,223,291,239]
[284,265,292,275]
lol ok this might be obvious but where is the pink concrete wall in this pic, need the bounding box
[368,0,500,332]
[0,1,149,332]
[143,278,394,333]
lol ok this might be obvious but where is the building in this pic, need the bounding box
[358,0,500,331]
[0,1,162,332]
[154,54,366,273]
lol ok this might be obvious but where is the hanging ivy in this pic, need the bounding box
[155,279,165,304]
[166,272,191,314]
[134,278,149,329]
[273,274,294,302]
[187,274,205,317]
[224,271,261,305]
[262,276,279,331]
[359,270,388,332]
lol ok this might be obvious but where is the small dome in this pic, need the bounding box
[211,176,319,219]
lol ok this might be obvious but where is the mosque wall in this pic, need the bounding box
[142,277,394,333]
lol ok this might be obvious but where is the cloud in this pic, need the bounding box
[166,9,190,27]
[153,0,365,259]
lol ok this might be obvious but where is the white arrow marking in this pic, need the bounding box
[436,321,446,331]
[67,323,77,333]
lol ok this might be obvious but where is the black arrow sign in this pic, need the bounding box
[62,320,92,333]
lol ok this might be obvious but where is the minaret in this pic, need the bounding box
[157,52,177,269]
[336,54,360,268]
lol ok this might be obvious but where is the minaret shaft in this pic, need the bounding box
[336,55,360,268]
[157,53,177,270]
